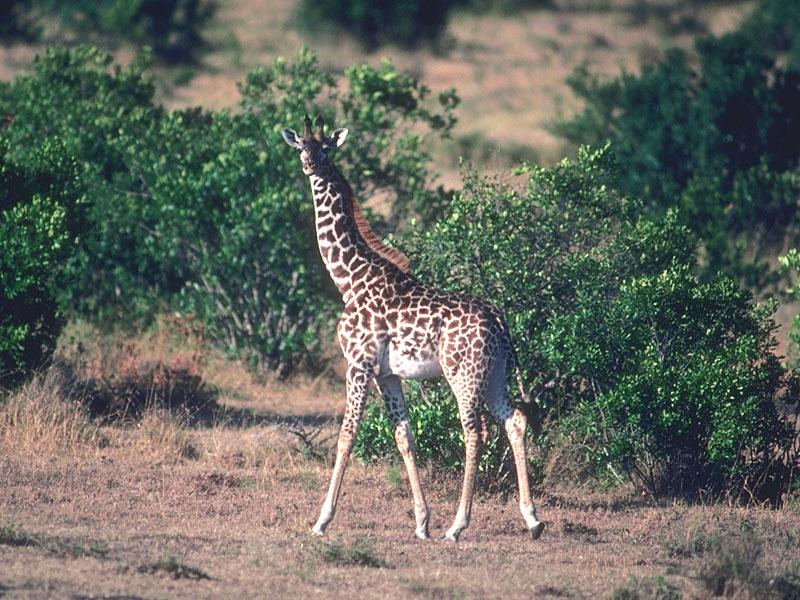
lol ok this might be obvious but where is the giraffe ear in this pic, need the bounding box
[325,128,348,149]
[281,128,302,149]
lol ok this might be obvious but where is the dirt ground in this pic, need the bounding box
[1,334,799,600]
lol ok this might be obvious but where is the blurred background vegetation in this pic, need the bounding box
[1,0,799,503]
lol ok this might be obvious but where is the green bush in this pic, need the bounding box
[356,146,799,500]
[296,0,451,48]
[557,266,796,499]
[356,145,630,480]
[39,0,216,63]
[0,46,456,376]
[0,0,39,41]
[740,0,800,67]
[556,16,800,290]
[779,249,800,363]
[0,139,82,386]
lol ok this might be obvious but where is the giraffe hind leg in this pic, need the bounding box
[439,358,485,542]
[484,351,544,540]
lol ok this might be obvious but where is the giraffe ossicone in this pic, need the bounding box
[282,114,545,542]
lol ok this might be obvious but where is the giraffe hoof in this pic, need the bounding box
[530,522,545,541]
[440,532,460,543]
[415,530,431,541]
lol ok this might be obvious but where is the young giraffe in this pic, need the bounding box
[282,115,544,541]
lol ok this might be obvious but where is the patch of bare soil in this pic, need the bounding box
[2,338,799,599]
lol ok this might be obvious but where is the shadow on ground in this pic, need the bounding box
[50,358,333,430]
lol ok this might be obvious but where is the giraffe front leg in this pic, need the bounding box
[312,365,370,536]
[376,375,430,540]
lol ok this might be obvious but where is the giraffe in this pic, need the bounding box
[281,115,545,541]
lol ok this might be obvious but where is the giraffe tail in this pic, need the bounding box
[507,341,546,438]
[493,311,541,426]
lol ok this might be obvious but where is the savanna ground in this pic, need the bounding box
[2,320,799,600]
[3,1,800,598]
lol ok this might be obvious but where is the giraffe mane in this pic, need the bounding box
[350,198,411,274]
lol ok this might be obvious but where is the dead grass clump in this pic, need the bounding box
[693,533,800,599]
[0,368,103,454]
[198,426,293,475]
[696,535,765,598]
[56,316,217,424]
[83,363,215,424]
[660,518,715,560]
[125,409,199,461]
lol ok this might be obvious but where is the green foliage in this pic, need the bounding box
[556,13,800,290]
[356,146,628,480]
[558,267,795,498]
[0,46,456,376]
[297,0,452,48]
[39,0,216,63]
[0,138,82,386]
[355,146,798,499]
[780,249,800,362]
[740,0,800,67]
[0,0,39,41]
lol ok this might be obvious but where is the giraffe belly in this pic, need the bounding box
[381,343,443,380]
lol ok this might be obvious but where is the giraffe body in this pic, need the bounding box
[282,116,544,541]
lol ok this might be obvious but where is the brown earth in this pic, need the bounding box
[1,322,799,599]
[3,443,798,600]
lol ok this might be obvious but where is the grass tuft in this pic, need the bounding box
[137,555,211,580]
[611,574,681,600]
[311,537,388,569]
[696,535,764,598]
[0,368,103,454]
[0,523,109,559]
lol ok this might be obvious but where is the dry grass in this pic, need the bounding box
[2,322,800,599]
[0,367,102,456]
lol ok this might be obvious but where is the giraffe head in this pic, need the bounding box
[282,115,348,176]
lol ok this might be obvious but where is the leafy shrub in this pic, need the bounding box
[0,0,39,41]
[557,266,796,499]
[39,0,216,63]
[0,46,456,376]
[357,146,799,500]
[780,249,800,363]
[556,19,800,290]
[356,146,629,479]
[740,0,800,67]
[0,138,82,386]
[296,0,452,48]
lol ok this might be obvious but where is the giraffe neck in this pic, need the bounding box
[309,163,383,302]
